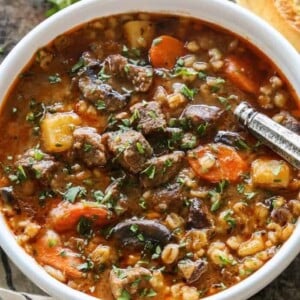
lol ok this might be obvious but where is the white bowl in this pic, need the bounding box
[0,0,299,299]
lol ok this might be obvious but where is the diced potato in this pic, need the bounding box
[41,112,81,153]
[123,20,155,48]
[251,158,290,188]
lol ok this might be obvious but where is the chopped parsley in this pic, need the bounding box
[237,183,245,194]
[63,185,86,203]
[140,288,157,297]
[139,197,147,209]
[136,142,145,154]
[77,259,94,272]
[244,192,256,200]
[223,210,236,228]
[83,143,93,152]
[47,238,57,248]
[164,159,173,168]
[219,254,237,266]
[98,67,111,81]
[151,245,162,259]
[95,100,106,110]
[48,73,62,84]
[197,123,208,136]
[210,77,225,92]
[32,149,44,161]
[113,266,127,279]
[210,195,221,212]
[137,233,145,242]
[141,165,156,179]
[117,289,131,300]
[147,110,157,119]
[172,67,198,78]
[198,71,207,80]
[130,224,139,233]
[235,139,250,150]
[15,166,27,182]
[216,179,229,194]
[122,45,141,59]
[180,84,198,101]
[130,108,140,124]
[71,57,84,73]
[93,190,105,202]
[181,135,197,149]
[217,96,231,110]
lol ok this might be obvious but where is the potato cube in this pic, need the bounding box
[41,112,81,153]
[123,20,154,48]
[251,158,290,188]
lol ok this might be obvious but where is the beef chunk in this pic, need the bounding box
[103,54,128,76]
[73,127,107,167]
[78,75,130,111]
[273,111,300,134]
[186,199,211,229]
[214,131,244,148]
[16,149,58,182]
[144,183,183,212]
[181,104,223,126]
[130,101,167,135]
[103,54,153,92]
[105,129,153,173]
[140,151,185,188]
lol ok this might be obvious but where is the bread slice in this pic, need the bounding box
[237,0,300,51]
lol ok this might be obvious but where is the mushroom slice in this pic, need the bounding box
[112,218,171,248]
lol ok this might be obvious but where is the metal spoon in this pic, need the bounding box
[234,101,300,169]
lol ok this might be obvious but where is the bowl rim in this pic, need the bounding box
[0,0,299,299]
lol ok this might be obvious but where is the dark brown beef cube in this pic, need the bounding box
[104,54,153,92]
[73,127,107,167]
[16,149,58,182]
[78,75,130,112]
[186,199,211,229]
[144,183,183,212]
[106,129,153,173]
[140,151,185,188]
[181,104,223,126]
[130,101,167,135]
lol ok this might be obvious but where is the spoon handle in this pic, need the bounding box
[234,102,300,169]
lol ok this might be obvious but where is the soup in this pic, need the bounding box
[0,13,300,300]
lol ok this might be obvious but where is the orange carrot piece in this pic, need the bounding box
[34,231,83,279]
[224,55,260,94]
[49,201,110,232]
[188,144,247,183]
[149,35,186,69]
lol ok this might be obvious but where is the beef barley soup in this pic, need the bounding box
[0,13,300,300]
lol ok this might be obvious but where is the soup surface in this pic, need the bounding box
[0,13,300,300]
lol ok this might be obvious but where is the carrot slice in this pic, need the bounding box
[149,35,186,69]
[188,144,248,183]
[34,230,83,279]
[224,55,260,94]
[49,201,111,232]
